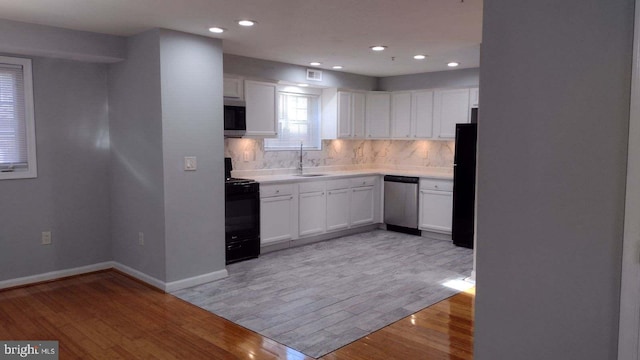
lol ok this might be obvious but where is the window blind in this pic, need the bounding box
[265,92,321,150]
[0,63,27,170]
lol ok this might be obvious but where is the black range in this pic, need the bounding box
[224,158,260,264]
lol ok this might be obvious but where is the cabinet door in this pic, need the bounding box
[350,186,375,226]
[352,92,366,138]
[391,92,412,139]
[223,77,243,99]
[337,91,352,138]
[245,81,277,137]
[419,189,453,233]
[365,92,391,138]
[433,89,471,139]
[299,191,326,237]
[413,90,434,138]
[326,188,350,231]
[260,195,295,245]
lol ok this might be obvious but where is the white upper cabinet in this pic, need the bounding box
[322,86,476,140]
[244,80,278,137]
[223,76,244,99]
[352,92,366,138]
[390,90,434,139]
[413,90,435,138]
[337,91,352,138]
[433,88,471,139]
[391,92,412,139]
[365,91,391,138]
[322,89,366,139]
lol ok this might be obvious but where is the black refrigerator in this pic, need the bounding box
[452,109,478,249]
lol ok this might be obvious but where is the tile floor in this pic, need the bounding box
[173,230,473,358]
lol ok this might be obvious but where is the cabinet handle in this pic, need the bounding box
[362,181,366,185]
[275,190,280,193]
[434,185,438,189]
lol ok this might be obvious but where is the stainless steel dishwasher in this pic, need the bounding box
[384,175,421,235]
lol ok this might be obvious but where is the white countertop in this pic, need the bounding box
[241,167,453,184]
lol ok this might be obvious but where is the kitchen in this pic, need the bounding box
[222,67,479,258]
[0,1,633,359]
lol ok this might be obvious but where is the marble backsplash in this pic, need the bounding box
[225,138,455,175]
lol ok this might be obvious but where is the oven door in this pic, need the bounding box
[225,189,260,242]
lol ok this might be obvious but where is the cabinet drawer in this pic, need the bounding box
[350,176,377,188]
[260,183,294,198]
[326,179,351,191]
[299,181,325,194]
[419,178,453,191]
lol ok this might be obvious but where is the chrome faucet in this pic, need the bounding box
[297,141,303,175]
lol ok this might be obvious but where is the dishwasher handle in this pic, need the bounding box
[383,175,419,184]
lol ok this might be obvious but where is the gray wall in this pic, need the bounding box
[0,57,111,281]
[108,30,167,281]
[159,30,226,282]
[224,54,377,91]
[378,67,479,91]
[0,19,125,63]
[475,1,633,359]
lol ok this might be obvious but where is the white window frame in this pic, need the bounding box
[0,56,37,180]
[265,89,322,151]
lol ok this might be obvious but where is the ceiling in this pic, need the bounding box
[0,0,483,77]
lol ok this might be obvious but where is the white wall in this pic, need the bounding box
[0,18,124,62]
[109,29,227,284]
[0,57,111,281]
[159,29,226,282]
[475,0,633,359]
[378,68,479,91]
[108,30,167,281]
[224,54,377,90]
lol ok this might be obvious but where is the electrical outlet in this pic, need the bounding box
[41,231,52,245]
[138,232,144,246]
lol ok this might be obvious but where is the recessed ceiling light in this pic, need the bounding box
[448,62,460,67]
[208,27,225,34]
[370,45,387,51]
[332,65,344,70]
[413,54,426,60]
[237,20,256,27]
[298,83,309,87]
[309,62,322,66]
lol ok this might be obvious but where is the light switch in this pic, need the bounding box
[184,156,197,171]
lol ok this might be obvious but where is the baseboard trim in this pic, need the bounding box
[111,262,166,291]
[0,262,113,290]
[0,262,229,293]
[164,269,229,292]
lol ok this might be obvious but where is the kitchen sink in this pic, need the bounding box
[294,174,327,177]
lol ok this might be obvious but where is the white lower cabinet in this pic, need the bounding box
[299,182,326,237]
[418,178,453,233]
[260,183,297,245]
[261,176,383,245]
[326,181,350,231]
[350,177,377,226]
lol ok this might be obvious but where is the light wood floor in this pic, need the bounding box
[0,270,474,359]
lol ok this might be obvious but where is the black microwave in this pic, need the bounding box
[224,99,246,137]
